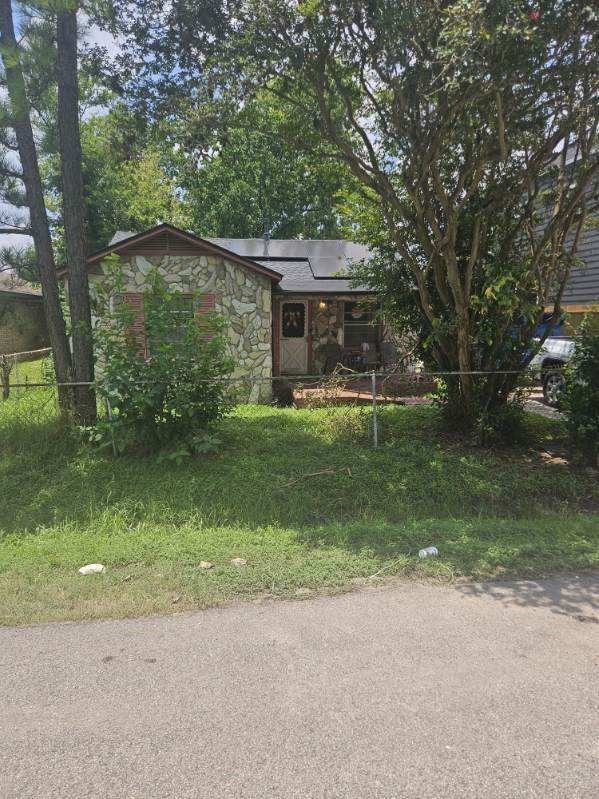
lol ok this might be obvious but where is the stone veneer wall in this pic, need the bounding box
[94,253,273,402]
[310,299,343,373]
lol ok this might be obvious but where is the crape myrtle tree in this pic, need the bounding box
[237,0,598,434]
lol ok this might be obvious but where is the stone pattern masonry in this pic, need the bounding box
[96,253,273,402]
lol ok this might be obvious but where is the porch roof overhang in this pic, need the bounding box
[273,286,377,295]
[253,258,373,294]
[0,288,43,301]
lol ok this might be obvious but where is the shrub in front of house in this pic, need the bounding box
[563,318,599,466]
[92,265,234,457]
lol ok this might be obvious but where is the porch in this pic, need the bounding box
[291,374,436,407]
[273,295,386,376]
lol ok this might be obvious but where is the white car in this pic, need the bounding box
[529,337,576,406]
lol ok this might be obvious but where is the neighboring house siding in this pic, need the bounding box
[562,230,599,306]
[92,253,273,401]
[561,224,599,308]
[558,223,599,333]
[0,293,48,354]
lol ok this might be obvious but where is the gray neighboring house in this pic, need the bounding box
[559,221,599,329]
[0,274,48,355]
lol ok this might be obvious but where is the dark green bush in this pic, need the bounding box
[563,318,599,466]
[434,375,531,446]
[92,261,234,457]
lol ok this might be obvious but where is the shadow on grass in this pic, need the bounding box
[0,405,597,546]
[296,517,599,581]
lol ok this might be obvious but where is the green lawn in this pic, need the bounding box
[1,392,598,625]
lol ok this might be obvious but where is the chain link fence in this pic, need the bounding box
[0,347,52,398]
[1,349,558,452]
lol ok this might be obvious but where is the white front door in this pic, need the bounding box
[280,301,308,374]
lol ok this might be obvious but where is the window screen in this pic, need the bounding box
[282,303,306,338]
[146,293,196,353]
[343,301,378,347]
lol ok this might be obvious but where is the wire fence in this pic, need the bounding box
[1,349,558,451]
[0,347,52,398]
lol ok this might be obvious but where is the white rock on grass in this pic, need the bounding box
[78,563,106,575]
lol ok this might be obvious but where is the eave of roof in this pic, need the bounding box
[252,257,372,294]
[0,288,43,301]
[62,223,283,283]
[273,285,376,294]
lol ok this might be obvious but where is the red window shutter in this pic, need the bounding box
[195,293,216,340]
[197,293,216,312]
[121,292,146,357]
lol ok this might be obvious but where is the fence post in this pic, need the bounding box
[371,370,378,449]
[0,355,10,400]
[104,397,119,457]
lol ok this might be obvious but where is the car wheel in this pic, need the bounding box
[543,370,565,406]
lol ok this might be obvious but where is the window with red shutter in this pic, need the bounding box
[116,291,216,354]
[145,293,196,353]
[118,292,146,357]
[195,293,216,340]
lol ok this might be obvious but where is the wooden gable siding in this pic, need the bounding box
[117,231,204,257]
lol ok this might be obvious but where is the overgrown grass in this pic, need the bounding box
[6,355,46,386]
[1,394,598,625]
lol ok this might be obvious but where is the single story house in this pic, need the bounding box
[75,219,599,399]
[82,223,382,399]
[0,274,48,355]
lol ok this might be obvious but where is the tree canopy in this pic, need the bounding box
[1,0,597,437]
[234,0,598,431]
[174,93,356,239]
[79,108,190,251]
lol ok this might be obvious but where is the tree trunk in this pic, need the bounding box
[56,5,96,425]
[0,0,73,410]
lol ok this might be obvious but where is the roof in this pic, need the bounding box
[252,258,371,294]
[208,237,371,278]
[0,273,42,300]
[84,222,599,304]
[109,231,136,245]
[85,224,283,283]
[104,228,373,294]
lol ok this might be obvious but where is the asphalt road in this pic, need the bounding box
[1,576,598,799]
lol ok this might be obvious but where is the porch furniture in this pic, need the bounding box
[342,347,379,371]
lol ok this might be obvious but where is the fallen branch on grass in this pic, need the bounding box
[284,466,352,487]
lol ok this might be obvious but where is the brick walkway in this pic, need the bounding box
[294,383,564,420]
